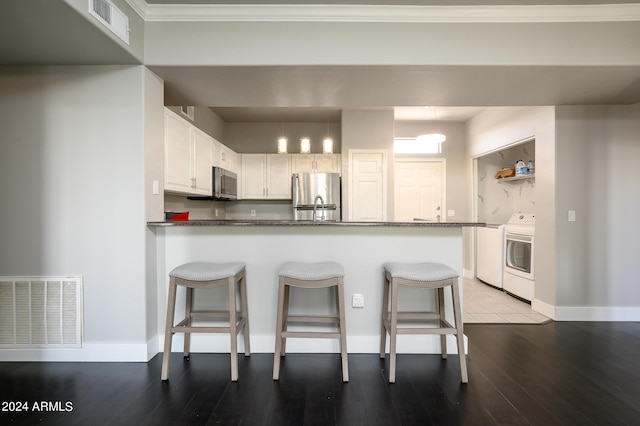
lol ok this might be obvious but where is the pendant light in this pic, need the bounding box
[277,121,287,154]
[416,106,446,144]
[322,113,333,154]
[300,137,311,154]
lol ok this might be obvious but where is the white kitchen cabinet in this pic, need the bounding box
[240,154,292,199]
[213,140,238,174]
[291,154,341,174]
[164,108,212,196]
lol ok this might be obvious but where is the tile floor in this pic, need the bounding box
[463,277,550,324]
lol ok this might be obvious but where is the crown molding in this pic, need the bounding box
[125,1,640,23]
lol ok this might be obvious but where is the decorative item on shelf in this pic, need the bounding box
[300,137,311,154]
[323,137,333,154]
[495,168,515,179]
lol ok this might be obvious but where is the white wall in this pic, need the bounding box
[0,66,150,360]
[555,106,640,319]
[467,107,556,307]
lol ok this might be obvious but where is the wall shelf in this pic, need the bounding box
[497,173,535,183]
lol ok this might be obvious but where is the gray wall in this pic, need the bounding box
[165,106,226,142]
[394,121,469,222]
[224,122,341,154]
[341,109,395,220]
[555,105,640,311]
[0,66,149,348]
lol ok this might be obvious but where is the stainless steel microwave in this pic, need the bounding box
[212,167,237,200]
[188,166,237,201]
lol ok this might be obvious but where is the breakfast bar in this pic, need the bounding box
[148,220,483,355]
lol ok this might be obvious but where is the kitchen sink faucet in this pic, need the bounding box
[313,195,325,222]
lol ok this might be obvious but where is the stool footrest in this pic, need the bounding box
[282,331,341,339]
[285,315,340,324]
[383,318,456,334]
[172,317,247,335]
[190,310,244,319]
[386,311,442,321]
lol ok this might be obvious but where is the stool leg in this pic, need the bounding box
[437,287,447,359]
[337,278,349,382]
[184,287,193,359]
[389,279,399,383]
[273,277,286,380]
[380,272,390,358]
[451,278,468,383]
[239,271,251,356]
[161,277,178,381]
[281,284,291,356]
[228,276,239,382]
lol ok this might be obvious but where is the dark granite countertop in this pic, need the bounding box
[148,220,485,227]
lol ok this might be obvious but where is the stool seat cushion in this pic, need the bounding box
[169,262,246,281]
[383,262,458,282]
[278,261,344,280]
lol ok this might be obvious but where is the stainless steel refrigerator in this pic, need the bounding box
[292,173,341,221]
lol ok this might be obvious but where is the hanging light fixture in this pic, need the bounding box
[277,122,287,154]
[322,113,333,154]
[277,137,288,154]
[416,106,446,144]
[323,137,333,154]
[300,137,311,154]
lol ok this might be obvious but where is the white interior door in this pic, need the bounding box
[349,150,387,222]
[394,159,445,222]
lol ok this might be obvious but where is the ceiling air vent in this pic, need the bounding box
[89,0,130,45]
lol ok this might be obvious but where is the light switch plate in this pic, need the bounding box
[568,210,576,222]
[352,293,364,308]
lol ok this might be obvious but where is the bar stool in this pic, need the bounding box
[380,262,468,384]
[161,262,250,382]
[273,261,349,382]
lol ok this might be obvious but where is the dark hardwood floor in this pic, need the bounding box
[2,322,640,425]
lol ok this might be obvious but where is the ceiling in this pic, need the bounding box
[2,0,640,123]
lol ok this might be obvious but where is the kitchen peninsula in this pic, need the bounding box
[148,220,483,355]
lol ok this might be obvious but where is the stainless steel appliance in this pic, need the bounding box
[190,167,237,201]
[292,173,341,221]
[504,213,535,301]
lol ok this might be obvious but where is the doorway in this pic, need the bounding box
[393,158,445,222]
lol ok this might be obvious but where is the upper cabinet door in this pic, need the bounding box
[291,154,341,174]
[164,109,192,194]
[191,128,213,195]
[241,154,267,199]
[266,154,292,199]
[291,154,315,174]
[314,154,341,173]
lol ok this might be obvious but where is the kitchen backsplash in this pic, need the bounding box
[477,140,535,224]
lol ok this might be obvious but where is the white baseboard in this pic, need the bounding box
[463,268,474,279]
[0,343,152,362]
[532,298,556,319]
[555,306,640,321]
[158,333,468,355]
[0,333,471,362]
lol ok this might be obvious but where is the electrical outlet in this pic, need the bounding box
[214,208,219,217]
[568,210,576,222]
[250,209,256,217]
[447,209,455,217]
[352,293,364,308]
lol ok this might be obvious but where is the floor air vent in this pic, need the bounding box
[89,0,130,45]
[0,277,83,348]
